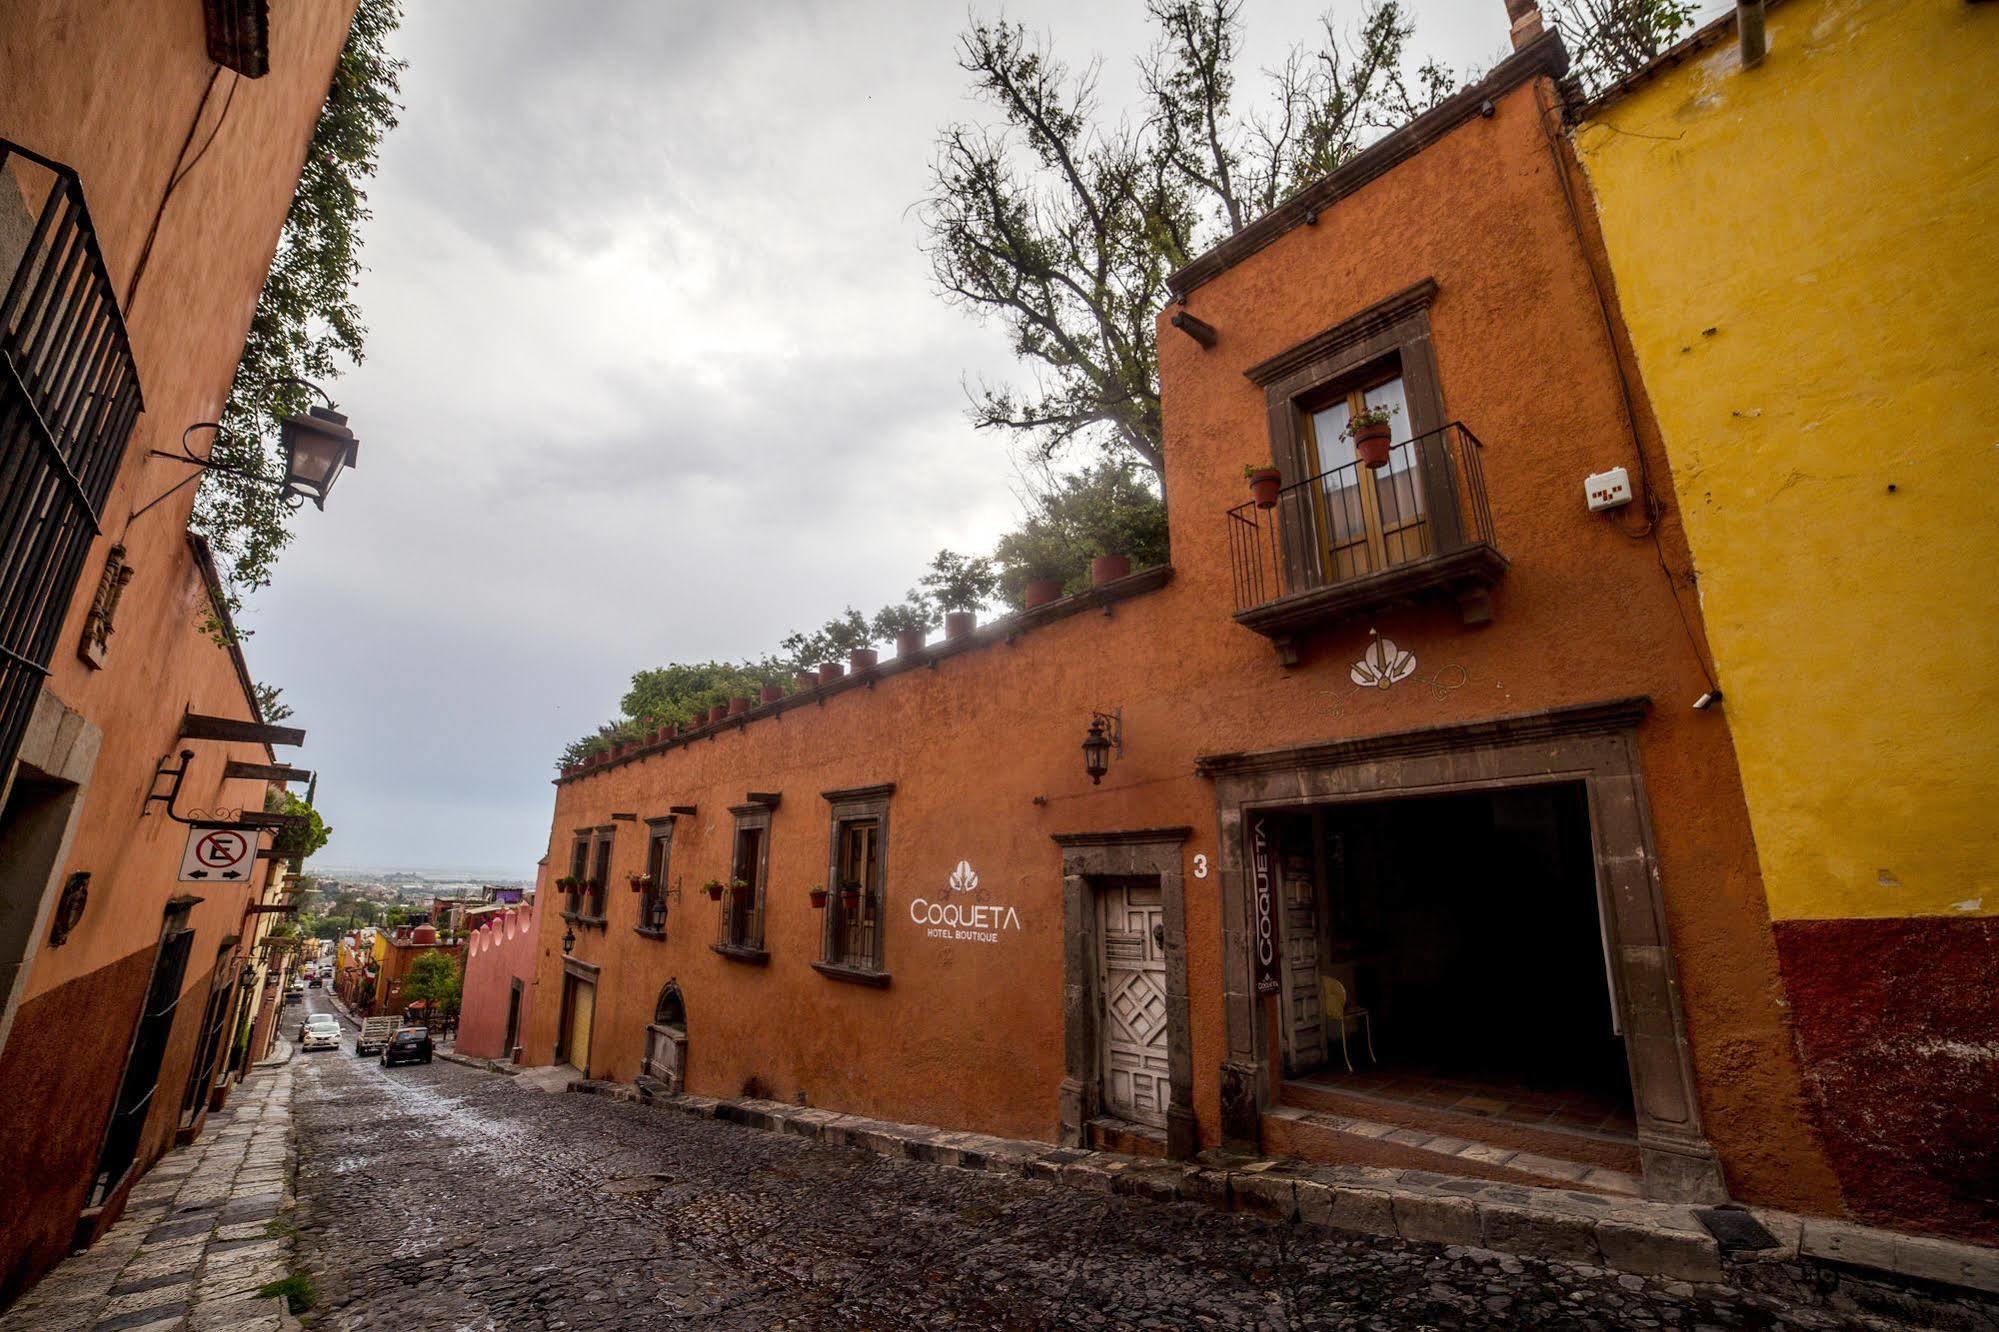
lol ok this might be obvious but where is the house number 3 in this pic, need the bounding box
[1193,854,1209,879]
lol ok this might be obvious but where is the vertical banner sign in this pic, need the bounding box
[1248,817,1280,996]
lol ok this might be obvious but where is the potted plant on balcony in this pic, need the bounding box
[1244,464,1282,508]
[921,549,997,639]
[702,879,725,901]
[729,877,753,903]
[1346,404,1399,469]
[808,884,828,909]
[628,872,653,893]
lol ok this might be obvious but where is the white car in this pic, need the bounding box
[300,1015,342,1052]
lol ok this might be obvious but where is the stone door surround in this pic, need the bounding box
[1052,828,1196,1159]
[1197,698,1728,1203]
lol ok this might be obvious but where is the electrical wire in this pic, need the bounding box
[123,65,241,315]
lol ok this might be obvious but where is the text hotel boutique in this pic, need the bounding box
[527,27,1850,1225]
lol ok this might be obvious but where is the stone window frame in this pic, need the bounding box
[1052,827,1197,1159]
[1196,697,1727,1203]
[563,832,590,920]
[1247,278,1462,583]
[814,783,894,988]
[635,816,675,938]
[713,804,773,963]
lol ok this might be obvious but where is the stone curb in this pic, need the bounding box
[434,1048,517,1076]
[568,1079,1999,1309]
[254,1036,294,1069]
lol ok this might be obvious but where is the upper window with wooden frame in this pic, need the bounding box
[1230,278,1505,662]
[564,834,590,916]
[636,817,674,937]
[816,784,893,985]
[715,803,772,959]
[588,828,613,919]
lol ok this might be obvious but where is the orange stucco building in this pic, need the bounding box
[0,1,357,1303]
[524,29,1853,1227]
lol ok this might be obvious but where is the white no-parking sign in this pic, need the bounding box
[178,826,257,883]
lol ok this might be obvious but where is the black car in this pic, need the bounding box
[380,1026,434,1067]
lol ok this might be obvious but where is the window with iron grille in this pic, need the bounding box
[637,817,673,936]
[716,805,770,956]
[566,834,590,915]
[0,142,145,783]
[588,828,612,919]
[818,784,893,983]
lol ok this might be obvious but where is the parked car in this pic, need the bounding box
[300,1015,341,1052]
[307,975,322,989]
[380,1026,434,1067]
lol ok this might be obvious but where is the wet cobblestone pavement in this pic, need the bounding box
[291,1009,1910,1331]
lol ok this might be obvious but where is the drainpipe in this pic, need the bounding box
[1737,0,1767,67]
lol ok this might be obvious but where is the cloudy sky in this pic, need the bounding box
[238,0,1565,876]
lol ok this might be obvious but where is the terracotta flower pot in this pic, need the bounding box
[838,889,860,913]
[704,882,724,901]
[1023,576,1063,608]
[944,610,975,640]
[818,661,845,684]
[1246,466,1281,509]
[728,696,750,716]
[730,883,753,901]
[849,648,878,671]
[1090,553,1130,586]
[759,684,783,704]
[645,730,659,746]
[795,672,818,694]
[1352,421,1393,469]
[895,627,927,658]
[808,887,829,909]
[708,704,728,724]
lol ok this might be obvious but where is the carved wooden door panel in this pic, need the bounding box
[1278,846,1327,1073]
[1099,881,1168,1128]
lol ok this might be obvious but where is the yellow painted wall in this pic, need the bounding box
[1575,0,1998,920]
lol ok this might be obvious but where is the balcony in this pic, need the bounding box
[1225,422,1506,664]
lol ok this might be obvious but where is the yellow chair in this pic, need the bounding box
[1319,976,1376,1073]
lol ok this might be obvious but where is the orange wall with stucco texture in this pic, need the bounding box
[527,76,1841,1217]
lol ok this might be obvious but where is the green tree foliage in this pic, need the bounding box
[253,682,294,722]
[401,950,461,1016]
[192,0,405,612]
[264,788,331,863]
[1546,0,1694,95]
[993,459,1169,608]
[923,1,1453,475]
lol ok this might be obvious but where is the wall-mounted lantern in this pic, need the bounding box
[137,378,359,519]
[1082,709,1123,785]
[562,923,576,955]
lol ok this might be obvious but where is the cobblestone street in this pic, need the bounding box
[290,1004,1901,1331]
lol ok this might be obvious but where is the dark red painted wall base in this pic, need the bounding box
[0,948,151,1305]
[1774,917,1998,1245]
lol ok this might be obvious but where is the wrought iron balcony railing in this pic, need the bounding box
[1224,422,1506,662]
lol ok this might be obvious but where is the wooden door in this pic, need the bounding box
[1098,880,1168,1128]
[1302,374,1429,581]
[565,977,594,1074]
[1278,844,1327,1073]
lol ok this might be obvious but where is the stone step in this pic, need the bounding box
[1278,1079,1641,1175]
[1263,1104,1644,1198]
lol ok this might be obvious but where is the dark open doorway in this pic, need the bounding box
[1264,782,1635,1138]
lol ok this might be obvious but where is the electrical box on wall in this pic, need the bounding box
[1586,467,1633,511]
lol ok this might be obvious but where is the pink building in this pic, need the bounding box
[457,903,539,1061]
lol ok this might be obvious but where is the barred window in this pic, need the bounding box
[818,784,893,983]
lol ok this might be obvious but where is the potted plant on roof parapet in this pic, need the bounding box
[921,549,997,640]
[1346,403,1399,469]
[1245,463,1281,509]
[872,596,936,660]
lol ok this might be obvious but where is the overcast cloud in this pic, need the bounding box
[234,0,1609,875]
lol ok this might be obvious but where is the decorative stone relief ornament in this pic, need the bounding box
[1349,633,1417,689]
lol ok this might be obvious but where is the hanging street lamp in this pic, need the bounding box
[137,378,360,519]
[562,923,577,956]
